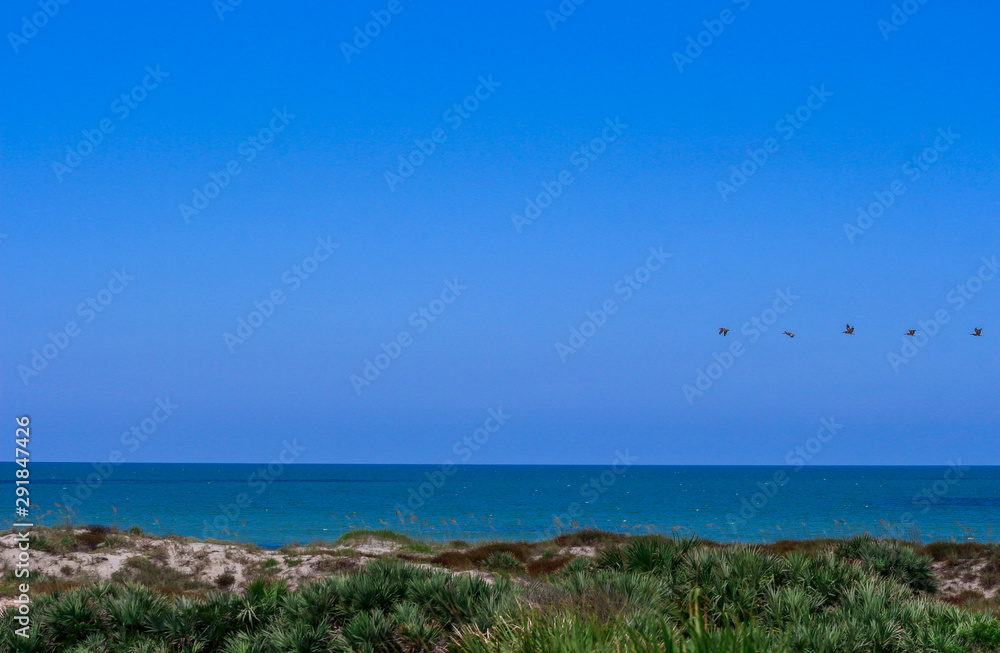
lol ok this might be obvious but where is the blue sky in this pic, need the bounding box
[2,0,997,464]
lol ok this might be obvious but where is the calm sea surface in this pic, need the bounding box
[3,464,997,549]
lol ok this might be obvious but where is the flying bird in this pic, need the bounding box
[842,324,855,335]
[972,328,982,337]
[718,328,729,336]
[906,330,916,337]
[783,331,795,338]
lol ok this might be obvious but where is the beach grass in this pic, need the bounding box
[2,528,1000,652]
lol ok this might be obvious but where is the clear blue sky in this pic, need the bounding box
[2,0,997,464]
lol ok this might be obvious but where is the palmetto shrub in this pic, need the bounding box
[484,552,523,572]
[263,620,332,653]
[103,584,169,637]
[392,601,443,651]
[596,543,627,571]
[341,572,401,614]
[409,573,515,631]
[221,631,267,653]
[559,556,595,577]
[38,593,102,648]
[834,535,938,593]
[234,577,287,629]
[338,610,397,652]
[596,535,698,576]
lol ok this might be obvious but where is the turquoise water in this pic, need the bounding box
[3,464,997,549]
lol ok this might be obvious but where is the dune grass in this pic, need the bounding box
[2,532,999,651]
[333,530,423,547]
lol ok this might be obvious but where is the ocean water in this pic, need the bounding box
[3,464,998,549]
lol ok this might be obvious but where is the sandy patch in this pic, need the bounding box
[934,559,998,601]
[564,546,597,558]
[345,537,402,557]
[0,531,385,593]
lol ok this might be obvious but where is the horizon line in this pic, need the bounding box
[4,462,991,467]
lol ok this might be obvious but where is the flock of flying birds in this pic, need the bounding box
[716,326,985,338]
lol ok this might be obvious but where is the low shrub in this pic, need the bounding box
[835,536,938,593]
[959,616,1000,650]
[484,552,523,572]
[921,541,987,561]
[216,571,236,589]
[527,555,574,576]
[74,532,105,551]
[982,551,1000,590]
[553,530,627,548]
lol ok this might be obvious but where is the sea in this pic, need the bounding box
[3,464,998,549]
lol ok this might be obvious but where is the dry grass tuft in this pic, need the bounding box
[526,555,575,576]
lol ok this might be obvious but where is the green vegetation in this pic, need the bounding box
[834,535,938,592]
[334,530,421,547]
[215,571,236,590]
[27,525,134,557]
[483,551,523,572]
[395,542,434,556]
[110,556,200,592]
[2,533,999,652]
